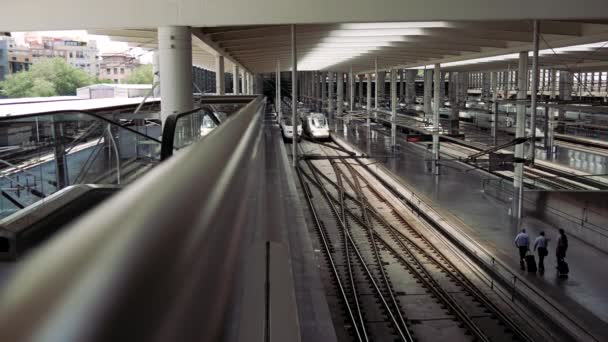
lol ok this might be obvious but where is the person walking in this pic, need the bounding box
[533,232,549,273]
[514,229,530,270]
[556,229,569,277]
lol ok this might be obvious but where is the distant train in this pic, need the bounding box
[303,113,330,140]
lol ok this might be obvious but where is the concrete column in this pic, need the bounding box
[491,71,499,145]
[234,65,240,94]
[158,26,193,123]
[315,71,321,111]
[366,72,372,126]
[439,71,446,103]
[276,61,281,119]
[448,72,459,133]
[405,70,416,107]
[374,58,379,110]
[357,75,363,108]
[504,69,510,98]
[328,72,334,118]
[423,69,433,120]
[291,24,298,167]
[433,64,441,175]
[349,66,354,111]
[152,52,161,97]
[390,69,397,147]
[514,51,528,220]
[337,72,344,117]
[482,72,491,105]
[528,20,540,162]
[215,55,225,95]
[549,69,557,99]
[321,71,326,113]
[398,69,403,102]
[377,71,386,105]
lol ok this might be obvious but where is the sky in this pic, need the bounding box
[10,30,154,64]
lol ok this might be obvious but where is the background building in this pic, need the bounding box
[0,40,8,81]
[5,38,32,74]
[99,53,140,83]
[27,36,100,77]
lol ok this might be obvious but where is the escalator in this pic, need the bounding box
[0,110,162,259]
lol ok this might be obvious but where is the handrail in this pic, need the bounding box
[0,95,266,341]
[0,109,162,145]
[159,106,214,160]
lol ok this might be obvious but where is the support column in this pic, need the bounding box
[549,69,557,99]
[504,68,511,98]
[321,71,326,113]
[491,71,499,146]
[152,52,160,97]
[423,69,433,121]
[398,69,404,102]
[215,55,225,95]
[276,61,281,120]
[482,72,491,106]
[377,71,386,106]
[328,72,334,118]
[291,25,298,167]
[374,58,379,110]
[234,65,241,94]
[366,73,372,126]
[528,20,540,163]
[337,72,344,117]
[390,69,397,147]
[405,70,416,107]
[358,74,364,108]
[433,64,441,175]
[158,26,194,122]
[514,51,528,220]
[448,72,459,134]
[349,66,354,111]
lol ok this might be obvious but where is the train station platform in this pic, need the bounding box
[331,118,608,339]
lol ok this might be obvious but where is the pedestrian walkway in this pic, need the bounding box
[332,120,608,339]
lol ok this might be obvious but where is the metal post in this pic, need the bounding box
[514,51,528,220]
[291,25,298,167]
[349,66,354,111]
[491,71,499,146]
[358,74,363,108]
[366,72,372,127]
[321,71,326,113]
[276,61,281,120]
[399,69,404,102]
[328,72,334,119]
[234,64,240,95]
[424,69,433,121]
[158,26,194,123]
[374,58,379,110]
[390,69,397,147]
[529,20,540,163]
[215,55,225,95]
[433,64,441,175]
[337,72,344,118]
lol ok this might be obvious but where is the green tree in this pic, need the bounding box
[124,64,154,84]
[0,58,94,98]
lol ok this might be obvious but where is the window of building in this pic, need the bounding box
[11,57,16,61]
[113,68,118,74]
[120,68,124,74]
[25,58,29,62]
[114,79,118,83]
[69,52,73,58]
[106,68,111,74]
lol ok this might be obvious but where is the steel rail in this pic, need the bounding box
[295,165,365,342]
[303,158,412,342]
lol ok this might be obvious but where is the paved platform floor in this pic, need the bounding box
[332,119,608,339]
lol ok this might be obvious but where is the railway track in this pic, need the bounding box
[296,139,549,342]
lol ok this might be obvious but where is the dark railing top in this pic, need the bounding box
[0,109,163,145]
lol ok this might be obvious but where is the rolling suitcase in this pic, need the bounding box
[558,260,569,278]
[525,254,537,273]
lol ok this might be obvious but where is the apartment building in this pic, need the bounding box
[99,53,140,83]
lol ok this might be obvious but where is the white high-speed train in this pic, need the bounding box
[303,112,330,140]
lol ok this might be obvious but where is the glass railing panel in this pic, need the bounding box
[0,111,162,218]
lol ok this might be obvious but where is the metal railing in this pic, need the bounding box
[0,95,266,341]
